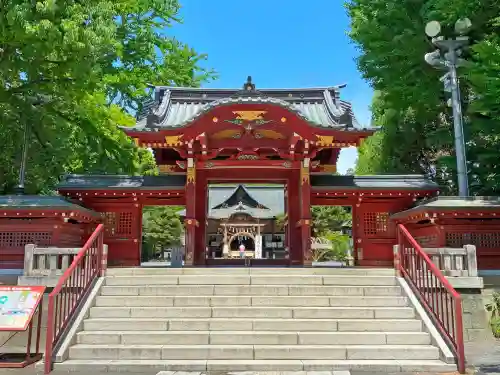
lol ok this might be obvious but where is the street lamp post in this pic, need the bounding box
[424,19,471,197]
[13,95,51,195]
[14,120,30,195]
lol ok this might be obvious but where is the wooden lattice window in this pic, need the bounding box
[363,212,389,236]
[446,232,500,248]
[117,212,133,235]
[103,212,133,237]
[0,232,52,248]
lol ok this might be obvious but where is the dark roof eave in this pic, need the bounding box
[311,186,438,191]
[0,196,100,219]
[57,174,186,190]
[58,186,183,191]
[390,196,500,220]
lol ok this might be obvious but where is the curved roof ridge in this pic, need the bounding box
[147,89,171,126]
[154,84,348,92]
[322,89,346,120]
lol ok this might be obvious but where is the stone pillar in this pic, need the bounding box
[184,158,196,266]
[222,224,229,258]
[299,158,312,266]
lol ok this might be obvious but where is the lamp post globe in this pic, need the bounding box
[455,18,472,35]
[425,20,441,38]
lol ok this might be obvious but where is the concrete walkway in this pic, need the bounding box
[465,339,500,374]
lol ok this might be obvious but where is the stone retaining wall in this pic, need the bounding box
[460,290,491,342]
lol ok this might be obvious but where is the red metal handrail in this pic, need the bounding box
[44,224,104,374]
[396,224,465,373]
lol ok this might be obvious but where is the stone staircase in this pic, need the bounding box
[55,268,457,373]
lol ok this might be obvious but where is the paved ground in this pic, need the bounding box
[465,339,500,375]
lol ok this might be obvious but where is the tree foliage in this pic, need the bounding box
[1,0,214,194]
[311,206,351,237]
[142,206,183,259]
[348,0,500,195]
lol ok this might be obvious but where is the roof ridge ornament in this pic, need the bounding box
[231,76,267,98]
[243,76,255,91]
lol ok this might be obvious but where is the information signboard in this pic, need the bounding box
[0,286,46,331]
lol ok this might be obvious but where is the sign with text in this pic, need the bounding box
[0,286,46,331]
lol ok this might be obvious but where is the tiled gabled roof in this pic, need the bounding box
[128,81,375,131]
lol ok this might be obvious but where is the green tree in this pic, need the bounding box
[1,0,214,194]
[311,206,351,237]
[348,0,500,195]
[142,206,184,260]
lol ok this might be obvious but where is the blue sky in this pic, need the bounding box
[173,0,373,173]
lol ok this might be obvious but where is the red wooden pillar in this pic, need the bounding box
[184,159,197,266]
[299,159,312,266]
[131,202,142,266]
[287,168,302,265]
[283,184,289,253]
[194,170,207,266]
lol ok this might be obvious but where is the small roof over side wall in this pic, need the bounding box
[311,175,439,190]
[391,196,500,222]
[58,174,186,190]
[0,195,100,221]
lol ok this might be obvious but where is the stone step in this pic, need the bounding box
[68,344,440,360]
[53,359,457,372]
[106,267,396,276]
[96,294,409,307]
[100,285,403,297]
[76,331,431,345]
[83,318,423,332]
[104,275,398,286]
[89,306,415,319]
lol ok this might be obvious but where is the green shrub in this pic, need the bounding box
[486,292,500,337]
[312,231,350,262]
[491,317,500,339]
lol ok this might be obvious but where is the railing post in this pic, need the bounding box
[464,244,477,277]
[393,244,401,276]
[44,296,55,374]
[454,297,466,373]
[101,244,108,277]
[23,244,36,277]
[97,232,103,276]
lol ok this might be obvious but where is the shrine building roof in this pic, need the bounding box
[0,195,100,220]
[130,77,374,131]
[178,185,285,219]
[391,196,500,221]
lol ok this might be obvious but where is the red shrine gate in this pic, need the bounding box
[56,79,439,267]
